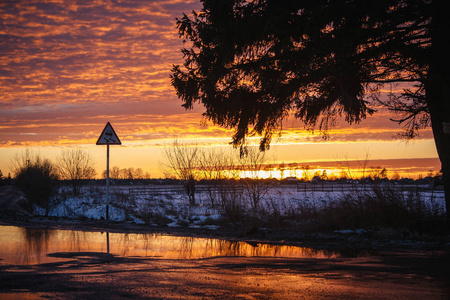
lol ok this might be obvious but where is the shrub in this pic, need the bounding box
[14,156,58,215]
[294,184,446,232]
[219,186,247,226]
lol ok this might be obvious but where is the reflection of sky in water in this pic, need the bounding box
[0,225,339,265]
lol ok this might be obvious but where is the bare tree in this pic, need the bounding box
[125,167,135,180]
[110,166,121,180]
[301,165,311,182]
[102,166,146,181]
[238,147,272,212]
[278,162,286,180]
[56,148,96,195]
[119,168,128,180]
[161,139,200,205]
[10,148,36,175]
[134,168,144,179]
[198,147,238,207]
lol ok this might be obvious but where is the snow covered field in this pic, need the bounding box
[35,183,446,230]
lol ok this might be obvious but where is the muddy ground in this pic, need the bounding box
[1,216,450,299]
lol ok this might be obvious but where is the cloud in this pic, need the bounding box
[0,0,436,153]
[0,0,193,103]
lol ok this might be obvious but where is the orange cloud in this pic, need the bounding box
[0,0,439,179]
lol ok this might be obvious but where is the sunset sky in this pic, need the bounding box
[0,0,440,179]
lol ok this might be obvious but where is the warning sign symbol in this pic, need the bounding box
[96,122,122,145]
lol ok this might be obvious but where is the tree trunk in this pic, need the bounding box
[184,178,196,205]
[427,1,450,219]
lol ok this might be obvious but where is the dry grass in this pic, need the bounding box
[219,184,447,235]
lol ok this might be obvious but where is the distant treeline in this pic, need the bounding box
[48,173,443,187]
[0,169,442,188]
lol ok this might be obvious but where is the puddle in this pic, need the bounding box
[0,225,341,265]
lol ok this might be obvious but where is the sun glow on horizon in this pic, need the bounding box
[0,136,440,181]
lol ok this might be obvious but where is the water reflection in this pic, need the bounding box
[106,232,110,254]
[0,225,340,266]
[21,228,52,265]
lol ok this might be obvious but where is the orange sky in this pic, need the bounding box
[0,0,440,179]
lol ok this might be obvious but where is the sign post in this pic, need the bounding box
[96,122,121,220]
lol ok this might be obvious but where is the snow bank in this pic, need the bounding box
[32,184,445,229]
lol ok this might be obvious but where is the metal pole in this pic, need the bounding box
[106,144,110,220]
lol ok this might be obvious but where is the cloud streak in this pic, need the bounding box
[1,0,205,146]
[0,0,197,105]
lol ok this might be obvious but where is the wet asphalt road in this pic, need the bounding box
[1,250,449,299]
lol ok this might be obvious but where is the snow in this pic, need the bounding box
[34,183,446,229]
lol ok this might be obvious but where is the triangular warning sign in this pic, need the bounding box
[96,122,122,145]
